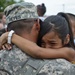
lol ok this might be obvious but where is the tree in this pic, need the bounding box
[0,0,24,12]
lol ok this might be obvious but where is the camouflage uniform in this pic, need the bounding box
[4,2,38,25]
[0,45,48,75]
[0,2,75,75]
[0,45,75,75]
[0,45,29,75]
[38,59,75,75]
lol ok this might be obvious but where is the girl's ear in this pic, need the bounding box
[64,34,70,45]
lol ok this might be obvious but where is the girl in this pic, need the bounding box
[0,15,75,63]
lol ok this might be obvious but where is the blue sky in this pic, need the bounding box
[25,0,75,16]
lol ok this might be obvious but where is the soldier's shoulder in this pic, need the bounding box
[38,59,75,75]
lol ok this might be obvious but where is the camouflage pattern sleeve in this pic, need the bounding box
[37,59,75,75]
[0,45,29,75]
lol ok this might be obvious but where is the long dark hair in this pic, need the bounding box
[37,20,52,46]
[38,15,75,49]
[57,12,75,49]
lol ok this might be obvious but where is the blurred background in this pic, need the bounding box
[25,0,75,16]
[0,0,75,16]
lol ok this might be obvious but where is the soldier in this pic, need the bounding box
[0,2,75,75]
[0,2,40,75]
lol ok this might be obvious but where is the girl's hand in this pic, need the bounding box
[0,32,9,49]
[2,43,12,50]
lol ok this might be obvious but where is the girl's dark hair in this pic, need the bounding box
[37,3,46,16]
[37,21,52,46]
[57,12,75,49]
[38,15,75,49]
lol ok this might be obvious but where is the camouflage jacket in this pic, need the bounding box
[0,45,29,75]
[16,58,75,75]
[0,45,75,75]
[38,59,75,75]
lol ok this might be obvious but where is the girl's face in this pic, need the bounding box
[41,31,63,49]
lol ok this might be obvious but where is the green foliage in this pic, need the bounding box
[0,0,24,12]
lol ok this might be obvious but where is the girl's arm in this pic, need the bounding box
[0,32,75,62]
[12,34,75,62]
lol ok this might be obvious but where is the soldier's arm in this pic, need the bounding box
[0,32,75,62]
